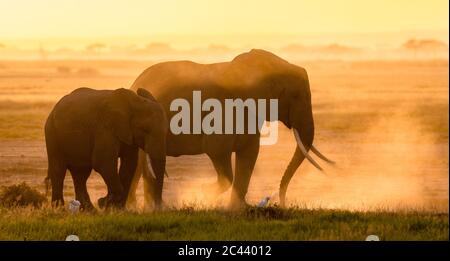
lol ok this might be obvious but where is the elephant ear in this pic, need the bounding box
[101,89,133,145]
[137,88,157,102]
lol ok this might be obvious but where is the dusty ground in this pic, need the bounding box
[0,59,448,211]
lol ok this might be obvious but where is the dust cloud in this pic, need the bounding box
[158,105,448,212]
[268,106,448,212]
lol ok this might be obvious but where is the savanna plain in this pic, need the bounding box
[0,58,448,240]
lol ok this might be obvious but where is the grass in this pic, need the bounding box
[0,206,447,241]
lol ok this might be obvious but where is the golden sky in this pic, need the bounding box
[0,0,448,38]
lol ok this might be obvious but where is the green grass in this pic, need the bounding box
[0,207,447,241]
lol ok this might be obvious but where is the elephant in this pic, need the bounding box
[44,87,168,210]
[128,49,333,209]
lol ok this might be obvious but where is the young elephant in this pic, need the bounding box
[45,87,167,210]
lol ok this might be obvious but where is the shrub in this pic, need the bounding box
[0,182,46,208]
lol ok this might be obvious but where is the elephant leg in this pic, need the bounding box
[205,153,233,195]
[230,136,260,209]
[69,166,95,211]
[48,159,66,207]
[46,134,67,207]
[96,159,124,209]
[118,147,138,207]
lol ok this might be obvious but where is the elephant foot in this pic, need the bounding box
[80,202,96,212]
[98,195,125,210]
[228,195,250,211]
[74,196,95,212]
[82,206,97,213]
[98,196,107,209]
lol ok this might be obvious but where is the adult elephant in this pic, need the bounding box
[45,87,167,210]
[128,49,333,209]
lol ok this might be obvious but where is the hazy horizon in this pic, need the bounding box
[0,30,448,49]
[1,31,448,61]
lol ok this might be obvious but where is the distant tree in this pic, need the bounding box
[402,39,448,58]
[320,43,361,54]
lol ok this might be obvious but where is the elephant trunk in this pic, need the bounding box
[279,125,315,207]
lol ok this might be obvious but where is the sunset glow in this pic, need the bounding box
[0,0,448,48]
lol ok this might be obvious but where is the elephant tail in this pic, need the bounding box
[44,175,51,196]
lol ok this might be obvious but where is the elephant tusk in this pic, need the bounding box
[310,145,335,164]
[293,129,323,171]
[146,154,157,179]
[165,170,169,178]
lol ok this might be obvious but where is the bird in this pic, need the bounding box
[257,196,271,207]
[68,199,81,214]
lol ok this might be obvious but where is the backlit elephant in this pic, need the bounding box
[45,87,167,210]
[129,49,333,208]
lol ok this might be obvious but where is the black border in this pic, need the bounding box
[0,241,448,259]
